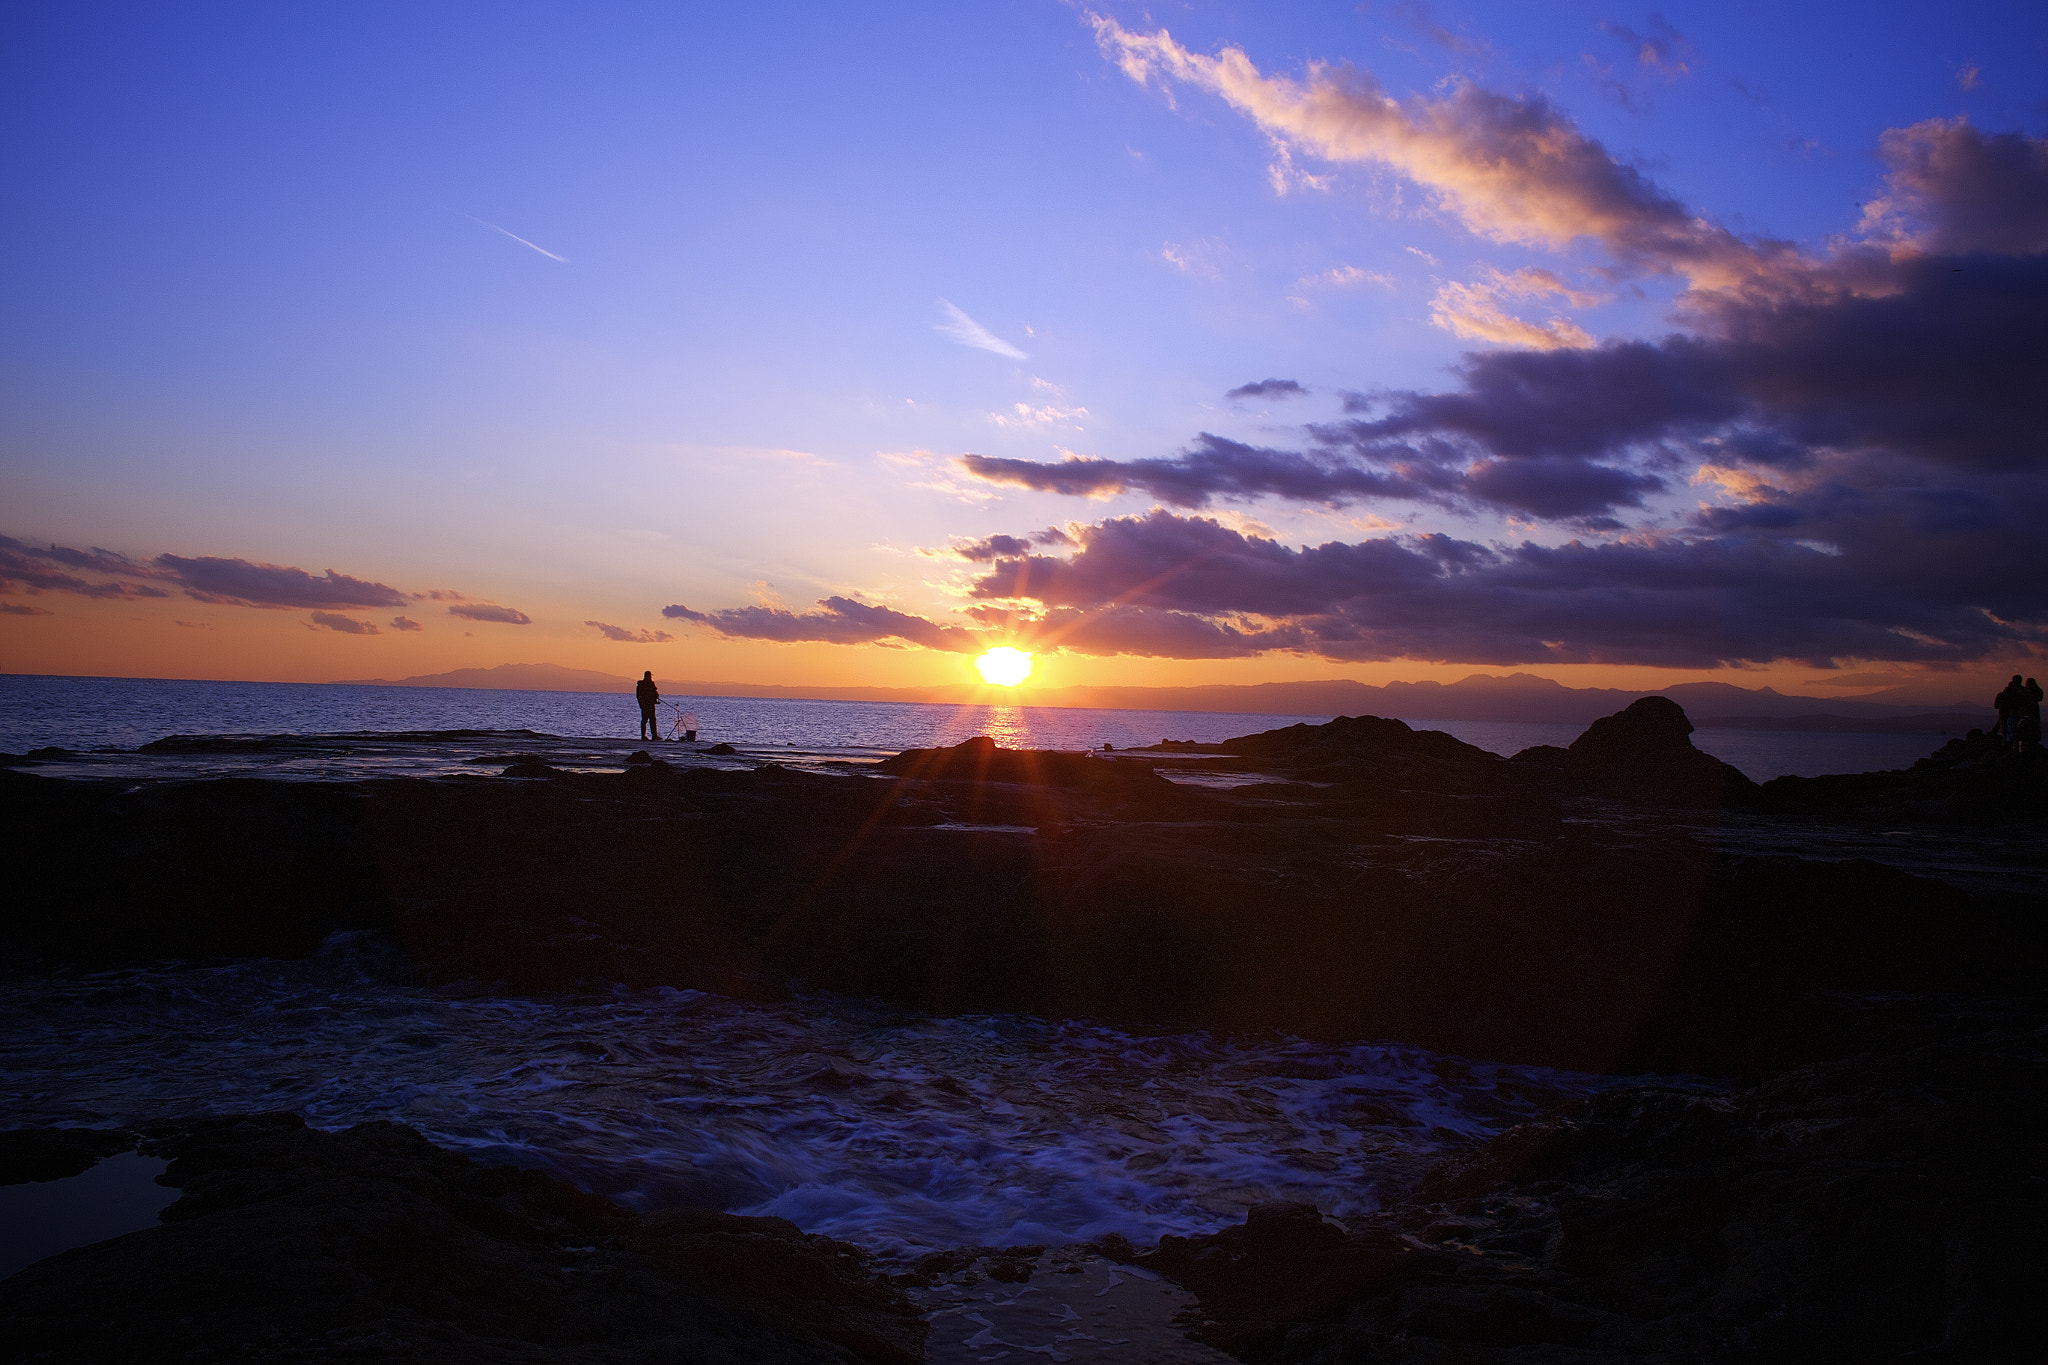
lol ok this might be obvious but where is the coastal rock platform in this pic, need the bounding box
[3,701,2044,1362]
[4,701,2042,1077]
[0,1112,926,1364]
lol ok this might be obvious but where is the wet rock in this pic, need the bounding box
[0,1128,137,1184]
[875,734,1177,796]
[1219,715,1514,795]
[4,705,2041,1074]
[1136,996,2048,1364]
[1759,726,2048,822]
[0,1112,924,1363]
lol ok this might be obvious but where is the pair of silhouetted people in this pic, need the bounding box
[1994,674,2043,754]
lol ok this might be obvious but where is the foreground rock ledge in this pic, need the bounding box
[4,701,2044,1077]
[0,1113,926,1364]
[1100,995,2047,1364]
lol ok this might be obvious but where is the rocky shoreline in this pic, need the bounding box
[3,699,2044,1360]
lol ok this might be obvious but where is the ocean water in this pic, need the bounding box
[0,938,1598,1260]
[0,673,1952,779]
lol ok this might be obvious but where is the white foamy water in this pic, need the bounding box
[0,935,1596,1259]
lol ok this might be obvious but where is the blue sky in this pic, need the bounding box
[3,1,2044,697]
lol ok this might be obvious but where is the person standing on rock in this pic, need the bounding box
[2020,678,2044,755]
[1994,675,2027,750]
[635,671,662,741]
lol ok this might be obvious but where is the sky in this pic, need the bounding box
[3,0,2044,703]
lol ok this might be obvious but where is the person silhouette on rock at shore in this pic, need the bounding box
[2020,677,2045,755]
[1995,675,2027,750]
[636,671,661,741]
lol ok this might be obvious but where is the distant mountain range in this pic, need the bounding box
[332,663,1993,727]
[333,663,634,693]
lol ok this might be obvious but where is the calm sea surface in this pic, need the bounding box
[0,673,1951,779]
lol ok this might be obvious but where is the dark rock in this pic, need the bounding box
[499,761,563,778]
[1760,726,2048,822]
[625,749,655,764]
[3,703,2041,1074]
[0,1112,924,1363]
[874,735,1173,794]
[1561,695,1759,807]
[0,1128,137,1184]
[706,742,738,754]
[1136,996,2048,1364]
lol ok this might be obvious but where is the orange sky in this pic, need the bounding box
[1,590,2016,706]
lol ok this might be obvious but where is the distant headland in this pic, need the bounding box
[332,662,1991,730]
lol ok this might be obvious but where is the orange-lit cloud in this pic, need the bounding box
[1088,13,1763,288]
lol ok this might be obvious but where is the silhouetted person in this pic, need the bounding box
[1995,675,2027,750]
[2023,677,2044,755]
[636,671,661,741]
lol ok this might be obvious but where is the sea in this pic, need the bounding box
[0,671,1943,1351]
[0,672,1957,780]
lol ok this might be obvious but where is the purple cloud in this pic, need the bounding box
[587,620,676,643]
[389,616,423,632]
[663,596,984,653]
[0,536,172,600]
[448,603,533,625]
[1225,378,1308,400]
[308,610,380,635]
[959,509,2044,668]
[962,436,1437,510]
[155,555,409,609]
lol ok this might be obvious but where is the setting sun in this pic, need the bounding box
[974,647,1033,687]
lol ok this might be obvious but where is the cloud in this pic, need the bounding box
[389,616,423,632]
[447,603,533,625]
[949,528,1075,561]
[925,106,2048,669]
[587,620,677,643]
[990,402,1088,429]
[0,536,171,600]
[464,214,567,263]
[663,596,984,653]
[1384,0,1490,56]
[1089,13,1765,288]
[953,508,2044,668]
[308,610,379,635]
[1227,378,1309,400]
[1599,15,1695,75]
[155,555,409,609]
[935,300,1027,359]
[1856,118,2048,257]
[0,602,54,616]
[962,437,1443,510]
[1427,266,1604,349]
[1159,240,1223,277]
[937,231,2048,664]
[1592,13,1697,107]
[1295,265,1394,290]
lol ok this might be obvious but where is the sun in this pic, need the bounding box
[975,646,1034,687]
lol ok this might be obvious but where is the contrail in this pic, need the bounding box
[936,299,1027,359]
[464,214,567,263]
